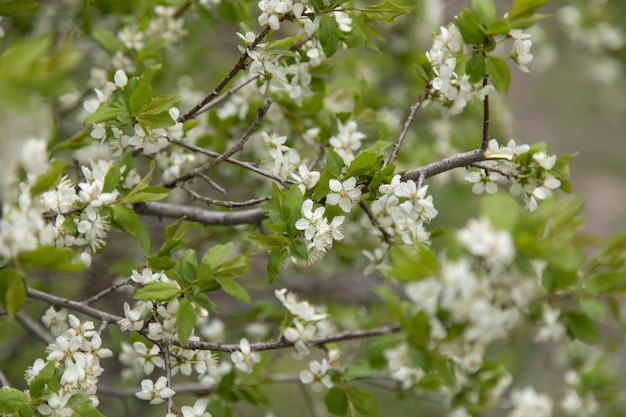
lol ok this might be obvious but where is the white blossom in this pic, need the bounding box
[135,376,176,404]
[509,387,553,417]
[231,338,260,373]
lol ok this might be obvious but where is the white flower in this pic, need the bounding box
[532,152,557,170]
[299,359,333,391]
[283,319,316,359]
[511,36,533,72]
[113,69,128,88]
[457,218,515,265]
[42,307,69,336]
[465,170,500,194]
[535,307,566,342]
[181,399,212,417]
[231,338,260,373]
[292,164,320,193]
[275,288,329,322]
[135,376,176,404]
[326,177,361,213]
[295,199,326,240]
[509,387,553,417]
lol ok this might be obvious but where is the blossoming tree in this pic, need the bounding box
[1,0,625,416]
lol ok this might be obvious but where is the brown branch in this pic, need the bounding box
[401,149,486,183]
[167,137,292,186]
[359,199,393,244]
[82,278,134,305]
[134,201,266,225]
[26,287,123,323]
[387,86,431,165]
[16,312,54,344]
[178,26,272,122]
[470,162,518,179]
[165,99,273,188]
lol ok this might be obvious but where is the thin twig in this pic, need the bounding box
[16,312,54,344]
[359,199,393,244]
[82,278,134,305]
[198,173,226,195]
[178,26,271,122]
[481,75,490,151]
[160,342,176,415]
[134,201,266,225]
[166,99,273,188]
[470,162,518,179]
[180,182,271,208]
[26,287,123,324]
[167,137,292,186]
[388,87,431,165]
[193,74,260,118]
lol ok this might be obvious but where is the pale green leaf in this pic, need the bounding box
[318,15,339,57]
[325,387,348,416]
[176,298,197,346]
[134,282,181,301]
[202,243,234,270]
[486,55,510,93]
[215,275,251,303]
[472,0,496,26]
[359,0,414,23]
[508,0,551,21]
[83,105,129,125]
[110,204,151,254]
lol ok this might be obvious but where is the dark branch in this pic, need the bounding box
[401,149,486,183]
[388,86,431,165]
[134,201,266,225]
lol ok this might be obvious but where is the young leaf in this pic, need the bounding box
[0,387,30,415]
[29,360,57,399]
[215,275,251,303]
[318,15,339,57]
[138,94,180,116]
[0,268,25,316]
[176,298,197,346]
[455,8,485,45]
[138,63,163,85]
[202,243,233,270]
[472,0,496,26]
[110,204,151,254]
[268,248,288,283]
[325,148,345,177]
[134,282,181,301]
[359,0,415,23]
[487,18,511,35]
[325,387,348,416]
[347,386,380,417]
[486,55,511,93]
[347,151,383,177]
[30,160,67,196]
[465,53,486,84]
[83,105,128,125]
[290,240,308,262]
[283,185,304,237]
[561,310,602,344]
[508,0,551,21]
[129,84,153,114]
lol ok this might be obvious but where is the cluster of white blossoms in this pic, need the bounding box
[262,131,301,178]
[299,349,339,391]
[84,69,183,156]
[230,338,261,374]
[425,24,494,117]
[464,139,561,212]
[27,309,113,415]
[275,288,329,359]
[383,343,425,389]
[329,120,366,166]
[404,217,543,373]
[295,199,345,264]
[509,386,553,417]
[257,0,310,30]
[510,29,534,73]
[372,175,438,245]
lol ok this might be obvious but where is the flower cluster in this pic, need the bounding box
[404,217,542,373]
[29,310,113,415]
[231,338,261,374]
[383,343,425,389]
[295,199,345,264]
[329,120,366,166]
[372,175,438,245]
[425,24,493,117]
[299,349,339,391]
[275,289,329,359]
[464,139,562,212]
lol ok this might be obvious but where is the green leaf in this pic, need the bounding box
[138,95,180,116]
[129,84,153,114]
[290,240,308,262]
[325,387,348,416]
[248,234,291,251]
[137,112,175,129]
[68,394,106,417]
[121,186,169,204]
[103,162,121,193]
[508,0,551,21]
[283,185,304,237]
[91,29,122,53]
[202,243,233,270]
[0,268,24,316]
[465,53,486,84]
[486,55,511,93]
[384,245,438,281]
[84,105,129,124]
[268,248,288,283]
[138,63,162,85]
[347,151,383,177]
[455,8,485,45]
[134,282,181,301]
[561,310,602,344]
[359,0,415,23]
[472,0,496,26]
[407,311,430,346]
[487,18,511,35]
[176,298,197,346]
[29,360,57,399]
[30,160,67,196]
[110,204,151,254]
[325,148,345,177]
[348,386,380,417]
[19,246,85,271]
[215,275,251,303]
[195,3,216,28]
[0,387,30,415]
[318,15,339,57]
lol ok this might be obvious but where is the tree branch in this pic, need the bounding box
[388,87,431,165]
[16,311,54,345]
[401,149,486,182]
[134,201,266,225]
[482,75,490,151]
[26,287,123,324]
